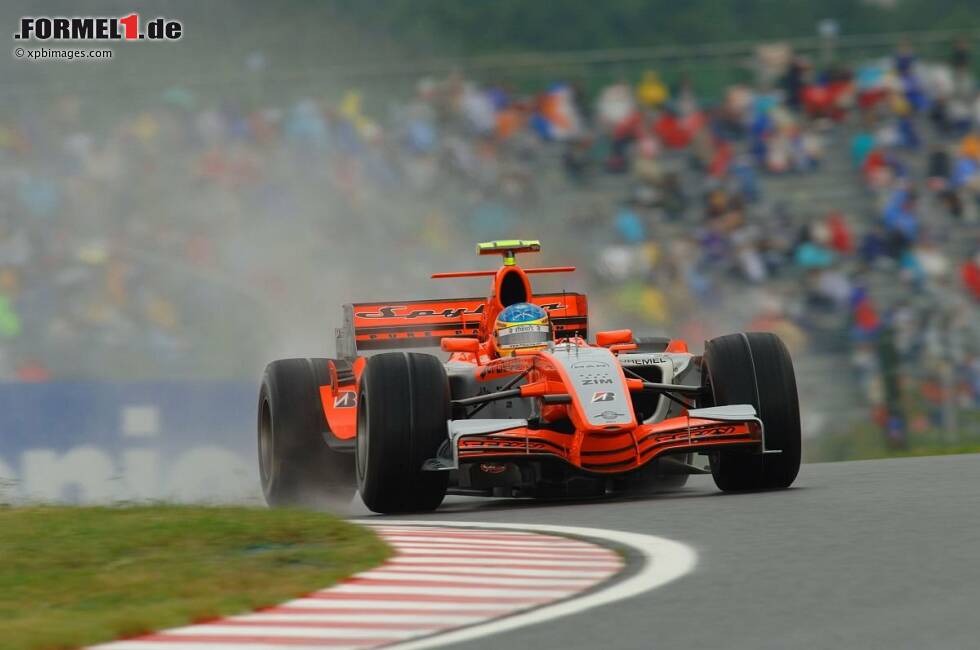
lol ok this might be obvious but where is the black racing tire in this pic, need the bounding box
[258,358,355,507]
[356,352,450,514]
[703,332,801,491]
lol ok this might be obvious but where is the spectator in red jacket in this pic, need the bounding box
[963,252,980,301]
[827,211,855,254]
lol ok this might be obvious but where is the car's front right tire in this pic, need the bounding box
[356,352,450,514]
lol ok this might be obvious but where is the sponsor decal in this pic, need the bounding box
[591,391,616,403]
[537,302,566,312]
[459,439,550,451]
[500,324,548,334]
[691,424,737,436]
[581,375,614,385]
[644,424,743,446]
[479,463,508,474]
[355,302,565,321]
[571,361,610,370]
[356,304,485,320]
[621,355,666,366]
[333,392,357,408]
[598,410,625,420]
[478,358,530,380]
[646,431,690,444]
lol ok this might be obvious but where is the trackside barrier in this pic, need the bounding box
[0,381,260,503]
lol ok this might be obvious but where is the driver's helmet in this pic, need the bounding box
[493,302,552,357]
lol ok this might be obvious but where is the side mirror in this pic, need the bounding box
[665,339,689,353]
[325,360,339,393]
[609,343,638,353]
[596,329,633,347]
[441,337,480,354]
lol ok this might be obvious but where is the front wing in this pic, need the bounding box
[424,406,764,474]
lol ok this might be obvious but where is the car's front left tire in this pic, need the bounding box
[702,332,802,491]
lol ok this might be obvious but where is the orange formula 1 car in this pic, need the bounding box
[257,240,801,514]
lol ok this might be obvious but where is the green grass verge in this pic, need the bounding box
[0,506,390,650]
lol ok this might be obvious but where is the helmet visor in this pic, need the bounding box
[496,324,550,350]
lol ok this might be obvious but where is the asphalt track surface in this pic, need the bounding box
[351,454,980,650]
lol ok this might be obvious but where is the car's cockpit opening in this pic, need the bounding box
[499,269,528,306]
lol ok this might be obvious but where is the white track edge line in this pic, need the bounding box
[353,520,698,650]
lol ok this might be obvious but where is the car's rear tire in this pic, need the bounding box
[356,352,450,514]
[703,332,801,491]
[258,358,355,507]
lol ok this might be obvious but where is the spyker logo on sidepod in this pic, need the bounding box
[591,391,615,402]
[333,392,357,408]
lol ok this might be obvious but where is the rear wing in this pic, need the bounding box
[336,293,588,358]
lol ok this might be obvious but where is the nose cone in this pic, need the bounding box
[549,344,636,429]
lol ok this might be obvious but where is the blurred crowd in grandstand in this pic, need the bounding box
[1,36,978,441]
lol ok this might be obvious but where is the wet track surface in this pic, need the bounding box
[352,454,980,650]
